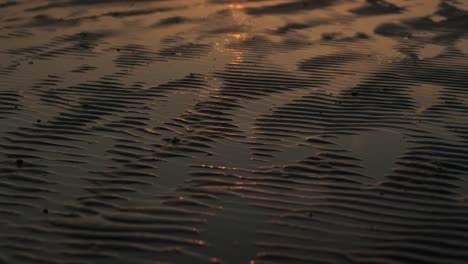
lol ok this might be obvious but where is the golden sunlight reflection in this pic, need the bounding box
[231,33,249,41]
[231,50,244,64]
[228,4,244,9]
[201,164,240,171]
[228,1,245,10]
[218,33,250,64]
[214,36,245,65]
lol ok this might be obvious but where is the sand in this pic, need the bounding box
[1,0,468,263]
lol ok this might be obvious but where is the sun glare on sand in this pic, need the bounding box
[228,1,245,10]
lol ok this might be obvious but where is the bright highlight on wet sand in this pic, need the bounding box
[1,0,468,263]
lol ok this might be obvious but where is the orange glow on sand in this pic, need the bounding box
[196,240,206,246]
[228,3,244,10]
[231,33,249,41]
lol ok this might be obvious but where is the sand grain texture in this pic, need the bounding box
[1,0,468,263]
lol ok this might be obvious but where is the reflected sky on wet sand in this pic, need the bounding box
[1,1,468,264]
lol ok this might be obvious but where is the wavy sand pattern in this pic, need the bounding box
[1,0,468,263]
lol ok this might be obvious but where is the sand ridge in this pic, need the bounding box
[1,0,468,263]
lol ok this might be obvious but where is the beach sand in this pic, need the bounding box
[1,0,468,263]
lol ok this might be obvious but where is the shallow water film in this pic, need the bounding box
[1,0,468,263]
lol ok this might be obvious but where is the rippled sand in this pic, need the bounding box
[1,0,468,263]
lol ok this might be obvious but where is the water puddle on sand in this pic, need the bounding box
[418,44,445,60]
[456,38,468,56]
[411,83,442,113]
[198,196,269,264]
[335,130,406,180]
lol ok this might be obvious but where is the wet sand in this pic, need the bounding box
[1,0,468,263]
